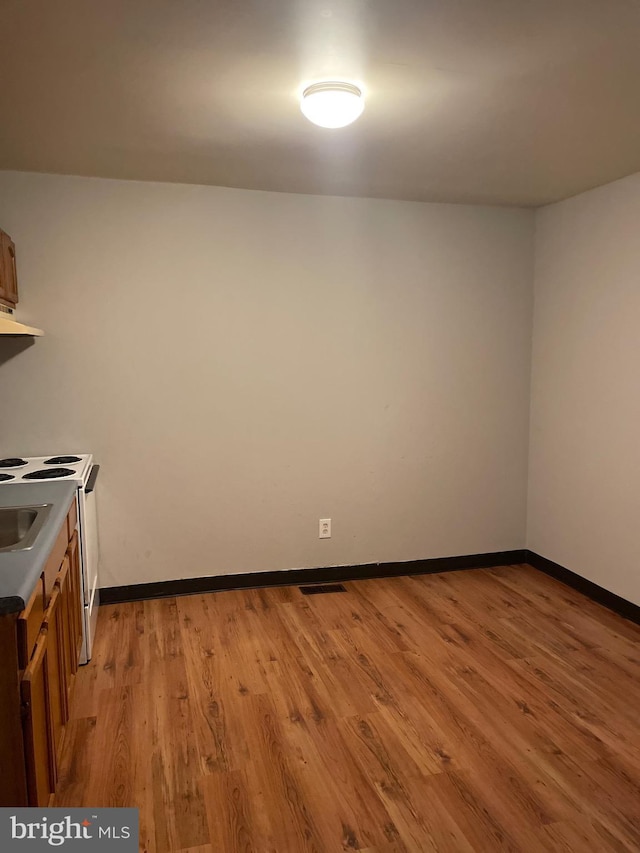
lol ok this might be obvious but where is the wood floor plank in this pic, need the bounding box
[53,716,97,807]
[141,599,210,852]
[202,769,259,853]
[278,600,378,718]
[177,595,233,774]
[533,821,621,853]
[510,654,640,762]
[91,685,135,807]
[238,692,326,852]
[336,713,444,852]
[55,566,640,852]
[488,566,640,646]
[398,653,578,831]
[275,712,400,850]
[173,846,214,853]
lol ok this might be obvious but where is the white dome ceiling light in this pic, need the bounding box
[300,81,365,129]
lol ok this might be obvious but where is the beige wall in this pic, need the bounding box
[0,171,533,588]
[528,172,640,605]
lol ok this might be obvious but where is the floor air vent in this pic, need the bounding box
[299,584,347,595]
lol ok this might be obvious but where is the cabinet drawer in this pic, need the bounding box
[17,575,46,669]
[66,498,78,541]
[43,521,69,601]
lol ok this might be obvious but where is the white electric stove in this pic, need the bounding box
[0,454,100,663]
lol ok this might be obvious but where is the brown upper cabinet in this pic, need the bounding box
[0,229,19,307]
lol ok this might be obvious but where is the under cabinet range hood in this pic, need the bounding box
[0,305,43,336]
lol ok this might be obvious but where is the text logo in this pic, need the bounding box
[0,809,138,850]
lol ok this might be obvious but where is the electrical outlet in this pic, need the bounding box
[319,518,331,539]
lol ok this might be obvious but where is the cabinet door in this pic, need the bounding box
[21,630,56,806]
[43,585,67,773]
[66,533,84,671]
[17,573,46,669]
[0,230,6,304]
[56,556,76,711]
[0,231,18,306]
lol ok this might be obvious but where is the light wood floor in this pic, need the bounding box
[55,565,640,852]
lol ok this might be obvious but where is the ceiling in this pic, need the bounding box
[1,0,640,207]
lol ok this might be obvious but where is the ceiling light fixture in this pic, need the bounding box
[300,81,364,129]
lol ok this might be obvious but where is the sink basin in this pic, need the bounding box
[0,504,53,552]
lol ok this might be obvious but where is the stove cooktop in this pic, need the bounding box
[0,458,28,468]
[0,454,93,486]
[23,467,77,480]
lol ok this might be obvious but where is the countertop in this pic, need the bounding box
[0,482,76,615]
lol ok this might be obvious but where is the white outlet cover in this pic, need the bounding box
[319,518,331,538]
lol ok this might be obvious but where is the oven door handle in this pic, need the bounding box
[85,464,100,494]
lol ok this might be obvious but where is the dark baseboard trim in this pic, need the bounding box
[99,549,527,605]
[100,549,640,626]
[526,550,640,625]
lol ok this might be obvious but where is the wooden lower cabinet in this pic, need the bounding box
[43,583,67,775]
[20,630,55,806]
[0,500,83,807]
[56,555,74,715]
